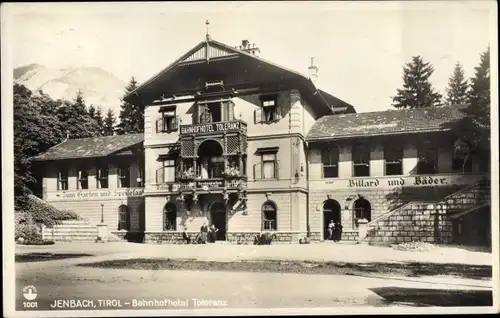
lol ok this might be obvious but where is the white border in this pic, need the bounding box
[2,1,499,316]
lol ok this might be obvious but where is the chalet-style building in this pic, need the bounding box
[32,35,491,247]
[31,134,145,240]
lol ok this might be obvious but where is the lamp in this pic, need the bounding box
[100,204,104,223]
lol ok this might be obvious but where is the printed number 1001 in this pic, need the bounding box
[23,301,38,308]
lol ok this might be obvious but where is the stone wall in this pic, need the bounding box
[364,180,490,244]
[364,202,452,244]
[308,185,462,238]
[144,231,304,244]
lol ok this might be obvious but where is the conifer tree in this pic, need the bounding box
[95,107,105,134]
[468,47,490,129]
[445,62,469,105]
[103,109,117,136]
[392,56,442,109]
[116,77,143,134]
[87,104,97,120]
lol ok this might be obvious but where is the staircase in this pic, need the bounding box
[364,179,490,244]
[42,220,123,242]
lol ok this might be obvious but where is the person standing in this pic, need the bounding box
[209,224,219,243]
[336,222,343,242]
[327,220,335,240]
[200,222,208,244]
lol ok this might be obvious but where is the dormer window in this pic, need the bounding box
[157,106,179,133]
[255,94,282,124]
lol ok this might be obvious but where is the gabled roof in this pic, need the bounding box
[306,105,469,141]
[123,37,355,115]
[32,133,144,162]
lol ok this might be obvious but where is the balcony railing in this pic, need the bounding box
[180,120,247,136]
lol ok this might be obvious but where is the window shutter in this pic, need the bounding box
[275,102,282,120]
[156,118,163,133]
[227,101,235,121]
[275,160,280,179]
[254,108,262,124]
[157,167,164,183]
[253,163,261,180]
[172,116,179,131]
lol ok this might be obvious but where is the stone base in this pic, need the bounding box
[111,231,145,243]
[144,232,307,244]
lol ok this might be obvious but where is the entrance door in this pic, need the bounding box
[323,199,341,240]
[210,201,227,241]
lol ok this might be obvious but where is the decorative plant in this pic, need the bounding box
[178,167,196,180]
[223,166,241,177]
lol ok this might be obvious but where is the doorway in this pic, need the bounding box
[210,201,227,241]
[323,199,341,240]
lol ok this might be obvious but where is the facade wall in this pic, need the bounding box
[142,88,317,243]
[145,90,316,147]
[308,133,488,240]
[49,196,144,232]
[143,190,308,244]
[42,157,145,234]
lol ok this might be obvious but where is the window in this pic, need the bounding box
[353,198,371,228]
[262,201,277,230]
[57,170,68,191]
[96,165,109,189]
[322,147,339,178]
[352,144,370,177]
[384,145,403,176]
[417,145,438,174]
[199,102,222,123]
[452,138,472,173]
[117,165,130,188]
[157,107,178,133]
[255,95,282,124]
[118,205,129,231]
[158,159,176,183]
[163,203,177,231]
[77,168,89,189]
[254,148,279,180]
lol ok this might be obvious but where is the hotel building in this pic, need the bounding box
[32,37,491,246]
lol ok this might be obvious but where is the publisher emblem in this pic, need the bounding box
[23,285,37,301]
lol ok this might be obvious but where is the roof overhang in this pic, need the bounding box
[306,128,453,143]
[124,38,354,116]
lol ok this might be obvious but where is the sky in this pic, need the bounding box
[5,1,495,113]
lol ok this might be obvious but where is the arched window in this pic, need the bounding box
[118,205,130,231]
[353,198,371,228]
[163,203,177,231]
[262,201,277,231]
[322,146,339,178]
[417,145,438,174]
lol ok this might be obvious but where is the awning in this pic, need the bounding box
[255,146,279,154]
[158,105,177,112]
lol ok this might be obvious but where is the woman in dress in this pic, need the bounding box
[209,224,219,243]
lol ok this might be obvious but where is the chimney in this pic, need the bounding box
[238,39,260,56]
[308,57,319,86]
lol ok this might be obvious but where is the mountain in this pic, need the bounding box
[14,64,126,115]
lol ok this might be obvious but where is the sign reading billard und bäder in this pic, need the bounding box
[321,174,486,189]
[46,188,144,201]
[180,122,240,135]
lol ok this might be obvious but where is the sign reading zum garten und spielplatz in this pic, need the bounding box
[46,188,144,201]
